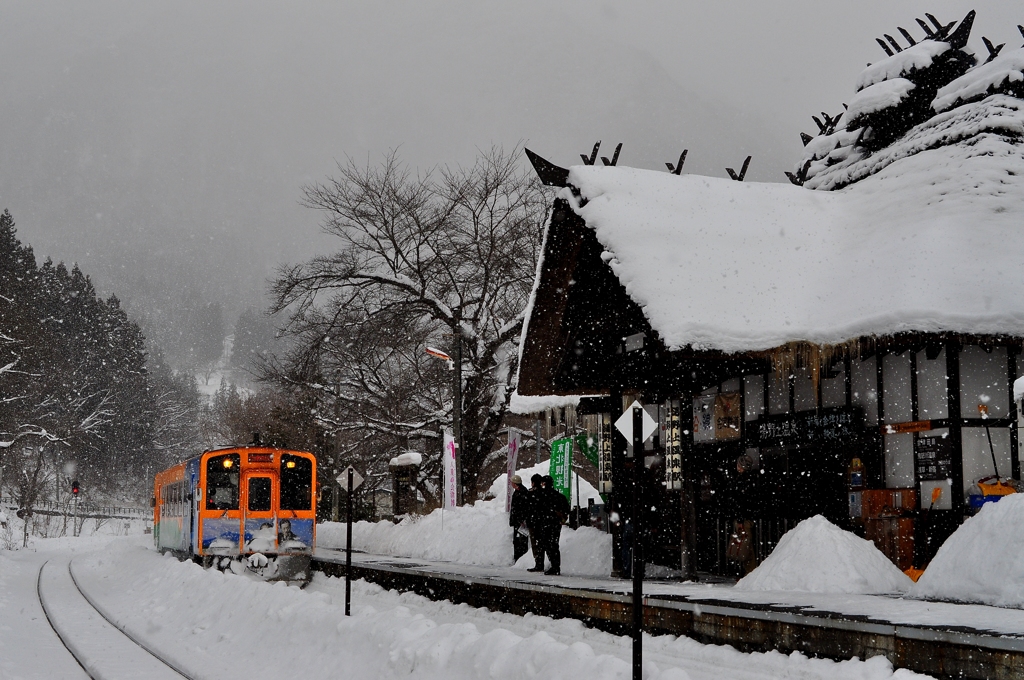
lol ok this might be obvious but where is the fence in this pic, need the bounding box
[0,497,148,520]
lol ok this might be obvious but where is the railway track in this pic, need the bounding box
[36,557,195,680]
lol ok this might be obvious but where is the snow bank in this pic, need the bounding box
[735,516,913,594]
[911,493,1024,607]
[319,460,610,576]
[389,451,422,466]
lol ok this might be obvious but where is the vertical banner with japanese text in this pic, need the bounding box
[549,437,573,501]
[442,430,457,509]
[504,429,521,512]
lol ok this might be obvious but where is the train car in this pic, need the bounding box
[154,446,317,582]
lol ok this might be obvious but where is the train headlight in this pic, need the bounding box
[286,461,296,468]
[223,459,234,469]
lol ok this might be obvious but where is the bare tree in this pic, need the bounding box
[269,147,548,498]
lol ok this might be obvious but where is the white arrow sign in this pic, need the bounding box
[614,400,658,444]
[336,466,364,491]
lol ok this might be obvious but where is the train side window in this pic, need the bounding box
[280,454,313,510]
[206,454,240,510]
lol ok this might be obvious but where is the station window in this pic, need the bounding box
[280,454,313,510]
[206,454,240,510]
[248,477,272,512]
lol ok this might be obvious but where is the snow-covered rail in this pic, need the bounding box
[36,558,192,680]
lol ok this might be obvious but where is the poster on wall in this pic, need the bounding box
[442,431,457,509]
[693,395,717,442]
[549,437,573,501]
[504,429,521,512]
[715,393,742,440]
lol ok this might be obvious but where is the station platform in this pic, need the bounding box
[313,548,1024,680]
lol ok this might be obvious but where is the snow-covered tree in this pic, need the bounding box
[269,147,548,498]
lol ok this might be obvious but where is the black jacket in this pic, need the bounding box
[509,485,530,527]
[534,486,570,528]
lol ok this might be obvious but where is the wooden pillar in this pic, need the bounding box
[1009,349,1020,480]
[945,340,965,511]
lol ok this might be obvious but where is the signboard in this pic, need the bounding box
[756,407,862,446]
[692,395,716,443]
[575,433,599,467]
[615,400,658,451]
[714,393,742,440]
[442,431,458,508]
[915,433,953,481]
[336,466,364,491]
[504,429,521,512]
[884,420,934,435]
[549,437,573,501]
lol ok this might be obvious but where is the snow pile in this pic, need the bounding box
[934,47,1024,112]
[855,40,951,90]
[735,516,913,594]
[845,78,916,123]
[389,451,423,466]
[911,493,1024,607]
[318,460,610,576]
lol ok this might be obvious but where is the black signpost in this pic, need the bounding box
[631,405,644,680]
[339,465,363,616]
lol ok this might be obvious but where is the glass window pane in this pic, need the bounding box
[248,477,272,512]
[280,454,313,510]
[206,454,240,510]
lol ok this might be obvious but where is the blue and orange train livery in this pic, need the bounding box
[153,446,317,582]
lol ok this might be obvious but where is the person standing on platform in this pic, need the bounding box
[508,475,531,562]
[539,475,570,575]
[526,474,547,572]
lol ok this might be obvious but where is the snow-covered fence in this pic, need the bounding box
[0,497,147,520]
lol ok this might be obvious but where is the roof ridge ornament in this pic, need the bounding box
[726,156,751,182]
[581,141,601,166]
[524,148,569,188]
[665,150,688,174]
[600,143,622,167]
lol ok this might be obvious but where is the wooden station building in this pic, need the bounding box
[515,11,1024,577]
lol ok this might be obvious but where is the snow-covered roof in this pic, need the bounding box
[562,114,1024,354]
[508,391,597,415]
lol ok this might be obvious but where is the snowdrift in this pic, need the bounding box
[735,515,913,594]
[318,461,611,577]
[911,493,1024,607]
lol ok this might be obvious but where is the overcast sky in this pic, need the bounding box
[0,1,1015,342]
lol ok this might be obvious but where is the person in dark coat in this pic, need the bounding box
[508,475,531,562]
[526,474,547,571]
[537,475,570,575]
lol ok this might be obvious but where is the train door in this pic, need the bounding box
[243,472,277,553]
[202,452,242,555]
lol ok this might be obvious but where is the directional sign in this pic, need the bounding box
[336,466,364,491]
[614,400,658,444]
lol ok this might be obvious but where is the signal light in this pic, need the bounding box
[71,480,80,496]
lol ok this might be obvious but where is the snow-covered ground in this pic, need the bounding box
[0,532,931,680]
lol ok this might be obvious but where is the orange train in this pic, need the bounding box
[153,446,317,582]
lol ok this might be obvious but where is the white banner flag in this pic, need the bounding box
[442,430,458,509]
[504,429,521,513]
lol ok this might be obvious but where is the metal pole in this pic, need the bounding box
[345,467,353,616]
[453,311,463,506]
[332,378,341,522]
[73,494,79,538]
[631,405,644,680]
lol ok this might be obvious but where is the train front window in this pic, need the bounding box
[280,454,313,510]
[206,454,240,510]
[248,477,272,512]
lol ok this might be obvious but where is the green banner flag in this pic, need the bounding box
[575,433,599,467]
[549,437,573,500]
